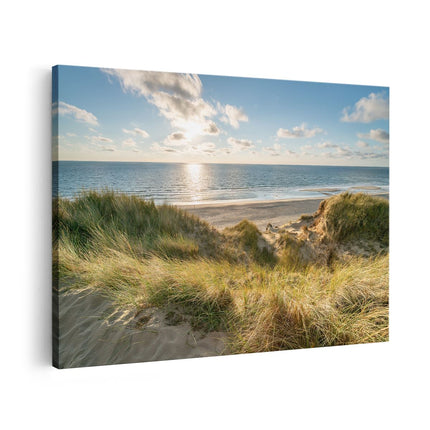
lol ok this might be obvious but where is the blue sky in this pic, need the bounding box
[53,65,389,166]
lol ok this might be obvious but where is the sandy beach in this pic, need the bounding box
[178,193,389,230]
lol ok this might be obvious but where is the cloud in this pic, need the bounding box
[323,146,386,160]
[168,131,186,141]
[341,93,389,123]
[299,140,387,161]
[87,135,116,152]
[191,142,217,155]
[152,140,217,156]
[357,129,389,144]
[151,142,179,153]
[263,143,282,156]
[91,136,113,143]
[357,140,369,148]
[122,127,149,138]
[164,131,189,146]
[149,91,216,127]
[301,144,313,152]
[317,141,339,149]
[103,69,202,99]
[219,104,248,129]
[104,69,216,136]
[203,121,220,135]
[277,123,323,139]
[53,101,99,126]
[227,137,254,152]
[122,138,137,148]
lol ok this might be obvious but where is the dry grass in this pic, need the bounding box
[54,190,389,354]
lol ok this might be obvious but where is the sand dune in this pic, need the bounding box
[57,193,389,368]
[58,289,227,368]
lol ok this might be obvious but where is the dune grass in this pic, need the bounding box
[316,192,389,246]
[54,190,389,354]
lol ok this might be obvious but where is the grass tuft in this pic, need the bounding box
[316,192,389,246]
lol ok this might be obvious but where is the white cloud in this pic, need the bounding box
[91,136,113,143]
[53,101,99,126]
[341,93,389,123]
[151,142,179,153]
[122,138,137,148]
[122,127,149,138]
[103,69,202,99]
[149,91,216,127]
[227,137,254,152]
[263,143,282,156]
[301,144,313,152]
[104,69,216,137]
[357,140,369,148]
[191,142,217,155]
[357,128,389,144]
[317,141,339,149]
[152,140,217,156]
[277,123,323,139]
[299,140,387,161]
[87,135,115,152]
[323,146,386,160]
[219,104,248,129]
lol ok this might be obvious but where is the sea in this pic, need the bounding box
[53,161,389,205]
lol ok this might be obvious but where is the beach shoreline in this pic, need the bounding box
[177,193,389,230]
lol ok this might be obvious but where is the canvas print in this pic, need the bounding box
[52,65,389,368]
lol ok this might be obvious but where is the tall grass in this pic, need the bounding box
[54,191,389,353]
[316,192,389,246]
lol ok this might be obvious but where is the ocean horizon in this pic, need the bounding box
[53,160,389,205]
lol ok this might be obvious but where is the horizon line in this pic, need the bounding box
[53,159,389,169]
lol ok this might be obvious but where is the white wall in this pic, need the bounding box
[1,1,429,428]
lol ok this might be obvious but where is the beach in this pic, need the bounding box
[178,193,389,230]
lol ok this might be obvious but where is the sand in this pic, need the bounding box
[58,289,227,368]
[178,194,388,231]
[177,198,323,231]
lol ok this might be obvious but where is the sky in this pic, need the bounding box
[53,65,389,166]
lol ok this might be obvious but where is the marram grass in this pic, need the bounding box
[54,190,389,354]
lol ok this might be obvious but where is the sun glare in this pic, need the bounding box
[184,163,204,201]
